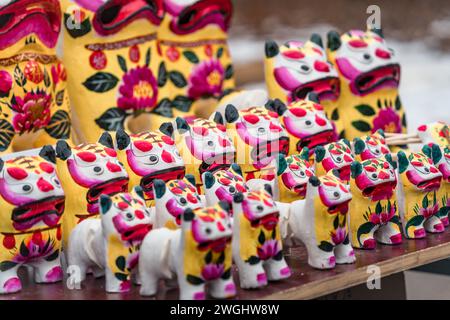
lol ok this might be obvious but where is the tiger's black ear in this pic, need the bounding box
[315,146,326,163]
[218,201,230,213]
[203,172,215,189]
[183,208,195,222]
[385,154,397,169]
[310,33,323,48]
[132,186,145,201]
[342,138,352,149]
[185,174,196,187]
[351,161,363,179]
[369,27,384,38]
[39,145,56,164]
[431,144,443,164]
[353,138,365,155]
[376,129,385,138]
[175,117,190,134]
[98,132,114,149]
[116,129,130,150]
[212,112,224,125]
[265,40,279,58]
[277,153,287,176]
[159,122,174,138]
[99,195,112,214]
[0,158,3,172]
[397,151,409,174]
[265,99,287,116]
[306,92,320,103]
[230,163,243,177]
[264,184,273,197]
[56,140,72,160]
[300,147,310,161]
[327,30,341,51]
[224,104,239,123]
[153,179,166,199]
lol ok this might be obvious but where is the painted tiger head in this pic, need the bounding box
[397,151,442,192]
[116,129,185,199]
[153,175,203,228]
[0,146,65,232]
[164,0,232,35]
[56,133,129,215]
[99,186,152,245]
[309,172,352,215]
[417,122,449,147]
[422,144,450,183]
[327,28,400,96]
[276,148,315,199]
[265,35,340,103]
[350,156,397,201]
[315,139,354,181]
[0,0,61,52]
[353,129,390,161]
[266,98,335,154]
[222,104,289,169]
[202,163,248,213]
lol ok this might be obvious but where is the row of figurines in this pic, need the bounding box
[1,0,410,158]
[0,115,447,298]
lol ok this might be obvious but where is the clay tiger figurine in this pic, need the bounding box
[67,187,152,293]
[61,0,165,141]
[152,175,205,229]
[55,133,129,247]
[0,0,72,153]
[232,186,291,289]
[352,129,390,162]
[417,122,449,147]
[264,35,341,132]
[397,150,443,238]
[315,139,354,182]
[115,129,185,202]
[422,144,449,227]
[286,172,355,269]
[139,202,235,300]
[349,156,402,249]
[327,28,407,141]
[157,0,235,120]
[265,97,336,156]
[160,115,235,190]
[0,146,65,294]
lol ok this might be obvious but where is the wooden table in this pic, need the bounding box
[3,230,450,300]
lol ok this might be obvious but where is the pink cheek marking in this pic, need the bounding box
[269,122,282,132]
[187,193,198,204]
[104,148,117,157]
[328,256,336,267]
[430,167,439,173]
[348,39,368,48]
[118,202,129,210]
[315,115,327,126]
[289,108,306,117]
[378,171,390,179]
[343,154,353,162]
[37,177,54,192]
[281,50,305,59]
[243,114,259,124]
[193,126,208,136]
[39,162,54,174]
[418,125,427,132]
[219,136,230,147]
[314,60,330,73]
[135,210,145,219]
[106,161,122,172]
[161,135,174,145]
[77,152,97,162]
[375,48,391,59]
[7,167,28,180]
[161,150,175,163]
[217,221,225,232]
[134,140,153,152]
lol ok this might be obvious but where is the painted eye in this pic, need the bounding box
[179,197,187,205]
[299,171,305,177]
[333,156,343,163]
[303,119,313,128]
[148,155,159,164]
[360,52,373,64]
[228,223,232,228]
[145,209,151,217]
[22,184,33,193]
[228,186,236,193]
[118,161,124,167]
[372,173,377,179]
[53,177,61,187]
[207,140,214,147]
[256,205,264,212]
[333,191,340,199]
[299,63,311,74]
[125,212,134,221]
[93,166,103,174]
[257,127,266,135]
[205,228,211,234]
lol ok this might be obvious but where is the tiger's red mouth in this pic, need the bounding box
[12,196,65,231]
[86,177,129,204]
[197,236,231,253]
[120,224,152,242]
[292,76,340,102]
[327,200,350,215]
[93,0,164,36]
[297,130,334,153]
[140,166,185,199]
[417,177,442,192]
[353,64,400,95]
[0,0,61,50]
[292,183,308,198]
[169,0,232,35]
[362,181,396,201]
[250,212,280,231]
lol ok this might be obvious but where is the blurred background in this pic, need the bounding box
[228,0,450,133]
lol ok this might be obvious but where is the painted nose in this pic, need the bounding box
[315,114,327,126]
[314,60,330,73]
[161,150,175,163]
[378,171,390,179]
[219,136,230,147]
[375,48,391,59]
[106,161,122,172]
[37,177,54,192]
[269,122,282,132]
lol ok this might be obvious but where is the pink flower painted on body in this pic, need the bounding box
[331,226,346,245]
[201,263,224,281]
[12,91,52,133]
[257,239,279,261]
[188,59,224,99]
[118,66,158,111]
[372,107,402,133]
[419,203,439,219]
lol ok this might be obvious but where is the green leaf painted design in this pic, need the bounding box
[258,230,265,245]
[45,250,59,262]
[331,108,339,121]
[273,250,283,261]
[405,215,425,236]
[172,95,193,112]
[0,261,17,272]
[271,228,276,240]
[55,90,65,106]
[225,65,233,80]
[355,104,376,116]
[14,65,26,87]
[217,252,225,264]
[204,251,212,264]
[183,50,199,64]
[115,256,126,272]
[333,215,339,230]
[357,222,376,246]
[377,99,382,109]
[169,71,187,88]
[221,268,231,280]
[0,119,14,152]
[402,113,407,127]
[114,272,128,282]
[422,195,429,209]
[153,98,173,118]
[186,274,205,285]
[117,55,128,73]
[145,48,151,67]
[395,96,402,111]
[216,47,224,58]
[95,107,126,131]
[246,256,260,265]
[375,202,382,214]
[43,68,51,88]
[318,241,334,252]
[352,120,371,132]
[20,242,29,257]
[83,72,119,93]
[64,13,91,38]
[157,62,167,87]
[45,110,71,139]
